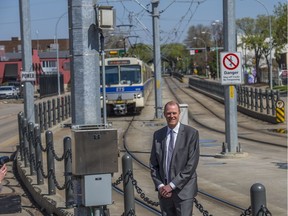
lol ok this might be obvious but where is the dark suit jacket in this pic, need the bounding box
[150,123,200,200]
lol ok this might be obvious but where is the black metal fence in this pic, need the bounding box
[188,77,282,123]
[38,74,64,98]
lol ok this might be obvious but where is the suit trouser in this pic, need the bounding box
[159,193,194,216]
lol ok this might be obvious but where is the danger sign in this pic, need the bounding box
[220,52,243,85]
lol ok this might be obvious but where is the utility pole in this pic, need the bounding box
[19,0,35,124]
[152,0,162,118]
[223,0,238,153]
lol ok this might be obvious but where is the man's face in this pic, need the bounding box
[164,104,180,128]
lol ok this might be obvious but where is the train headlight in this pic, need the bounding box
[134,93,142,99]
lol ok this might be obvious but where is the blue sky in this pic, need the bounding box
[0,0,285,44]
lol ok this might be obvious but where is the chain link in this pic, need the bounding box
[241,206,252,216]
[194,197,212,216]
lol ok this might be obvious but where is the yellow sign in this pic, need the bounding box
[229,86,234,98]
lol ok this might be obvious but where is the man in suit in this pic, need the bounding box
[150,101,200,216]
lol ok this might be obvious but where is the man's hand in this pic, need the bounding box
[159,184,172,198]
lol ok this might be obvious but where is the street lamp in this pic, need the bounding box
[193,37,208,77]
[254,0,273,89]
[55,12,67,96]
[212,20,220,80]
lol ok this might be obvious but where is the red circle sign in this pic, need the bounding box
[223,53,239,70]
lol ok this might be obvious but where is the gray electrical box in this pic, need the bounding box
[180,104,188,125]
[72,126,118,175]
[82,174,112,206]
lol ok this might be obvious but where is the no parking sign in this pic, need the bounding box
[220,52,243,85]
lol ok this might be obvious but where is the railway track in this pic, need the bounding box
[111,77,287,215]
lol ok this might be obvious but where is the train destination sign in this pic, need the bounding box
[220,52,243,85]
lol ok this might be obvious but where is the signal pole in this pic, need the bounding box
[223,0,238,153]
[152,0,162,118]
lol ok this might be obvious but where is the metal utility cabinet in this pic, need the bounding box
[71,126,118,175]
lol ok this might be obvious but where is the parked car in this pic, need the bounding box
[0,86,19,99]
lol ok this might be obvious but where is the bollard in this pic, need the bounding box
[28,122,36,176]
[122,154,135,216]
[64,137,74,208]
[250,183,267,216]
[46,131,56,195]
[34,126,44,185]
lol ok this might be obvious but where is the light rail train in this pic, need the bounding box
[101,57,153,115]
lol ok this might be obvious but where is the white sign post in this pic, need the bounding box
[220,52,243,85]
[21,71,36,82]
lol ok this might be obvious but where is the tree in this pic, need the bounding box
[273,2,287,70]
[127,43,153,63]
[161,43,189,73]
[237,17,267,83]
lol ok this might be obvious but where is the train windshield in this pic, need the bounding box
[101,64,141,85]
[103,66,119,85]
[120,65,141,85]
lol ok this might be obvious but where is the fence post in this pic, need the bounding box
[45,131,56,195]
[65,96,68,119]
[52,99,56,126]
[64,137,73,208]
[265,89,270,115]
[271,90,276,116]
[34,126,44,185]
[43,102,48,130]
[39,103,44,133]
[22,118,29,167]
[255,88,258,112]
[57,98,61,123]
[250,87,254,110]
[122,154,135,216]
[61,97,65,121]
[18,112,24,161]
[48,100,52,128]
[34,104,39,124]
[259,89,263,113]
[28,122,36,176]
[250,183,267,216]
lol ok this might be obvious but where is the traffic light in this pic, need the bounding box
[195,49,203,53]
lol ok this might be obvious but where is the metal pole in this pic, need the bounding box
[55,12,67,96]
[19,0,35,124]
[100,33,107,126]
[216,40,219,80]
[152,0,163,118]
[193,37,208,77]
[255,0,273,89]
[223,0,238,153]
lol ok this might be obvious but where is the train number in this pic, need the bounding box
[116,87,124,92]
